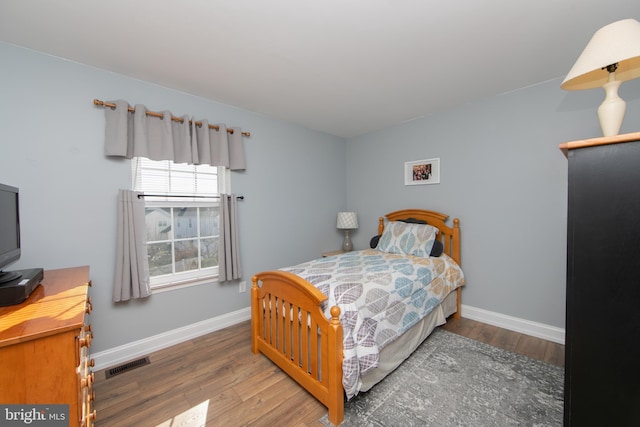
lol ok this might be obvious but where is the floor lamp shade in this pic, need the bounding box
[337,212,358,251]
[561,19,640,136]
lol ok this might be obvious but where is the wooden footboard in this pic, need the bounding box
[251,271,344,425]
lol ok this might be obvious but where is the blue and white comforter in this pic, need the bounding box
[282,249,465,398]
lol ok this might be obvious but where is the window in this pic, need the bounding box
[132,158,229,291]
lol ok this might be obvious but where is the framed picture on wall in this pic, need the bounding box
[404,158,440,185]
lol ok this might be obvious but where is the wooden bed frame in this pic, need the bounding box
[251,209,461,425]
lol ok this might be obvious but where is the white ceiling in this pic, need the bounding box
[2,1,639,138]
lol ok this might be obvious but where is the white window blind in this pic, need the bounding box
[132,158,220,197]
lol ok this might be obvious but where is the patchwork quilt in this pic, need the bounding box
[282,249,465,398]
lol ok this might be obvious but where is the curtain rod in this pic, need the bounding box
[137,194,244,200]
[93,99,251,137]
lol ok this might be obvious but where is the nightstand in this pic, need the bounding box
[322,250,346,257]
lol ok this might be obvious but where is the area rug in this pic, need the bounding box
[320,328,564,426]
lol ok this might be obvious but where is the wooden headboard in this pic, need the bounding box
[377,209,461,265]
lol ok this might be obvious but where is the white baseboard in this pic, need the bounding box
[92,307,251,371]
[461,304,565,345]
[93,304,563,371]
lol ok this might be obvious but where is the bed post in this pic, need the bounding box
[326,306,344,426]
[452,218,462,319]
[250,275,260,354]
[452,287,462,319]
[378,217,385,235]
[452,218,461,265]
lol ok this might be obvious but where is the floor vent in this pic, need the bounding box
[105,356,150,379]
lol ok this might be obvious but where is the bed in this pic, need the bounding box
[251,209,465,425]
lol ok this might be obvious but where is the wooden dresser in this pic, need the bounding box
[560,132,640,426]
[0,266,96,426]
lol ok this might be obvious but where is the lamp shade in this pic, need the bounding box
[561,19,640,90]
[337,212,358,229]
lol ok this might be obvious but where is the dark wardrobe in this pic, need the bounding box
[561,132,640,426]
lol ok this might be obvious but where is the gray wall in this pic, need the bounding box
[346,77,640,328]
[0,43,347,353]
[3,40,640,353]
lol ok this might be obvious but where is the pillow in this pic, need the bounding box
[399,217,425,224]
[429,239,444,257]
[375,221,439,257]
[370,219,444,256]
[399,218,443,256]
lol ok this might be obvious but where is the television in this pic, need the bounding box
[0,183,21,284]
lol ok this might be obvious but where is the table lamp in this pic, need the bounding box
[561,18,640,136]
[337,212,358,252]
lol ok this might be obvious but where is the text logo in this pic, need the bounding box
[0,405,68,426]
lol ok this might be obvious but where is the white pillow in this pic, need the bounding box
[376,221,439,257]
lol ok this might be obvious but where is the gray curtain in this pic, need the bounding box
[104,101,245,291]
[114,189,151,302]
[104,99,246,170]
[219,194,242,281]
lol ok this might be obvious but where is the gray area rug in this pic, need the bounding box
[320,328,564,426]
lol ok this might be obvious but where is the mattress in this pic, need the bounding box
[358,290,457,392]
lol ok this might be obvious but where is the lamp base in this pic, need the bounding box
[598,73,626,137]
[342,230,353,252]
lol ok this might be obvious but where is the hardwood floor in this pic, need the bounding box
[93,318,564,427]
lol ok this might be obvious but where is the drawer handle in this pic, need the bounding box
[83,410,97,425]
[79,334,92,348]
[85,297,93,314]
[81,372,95,388]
